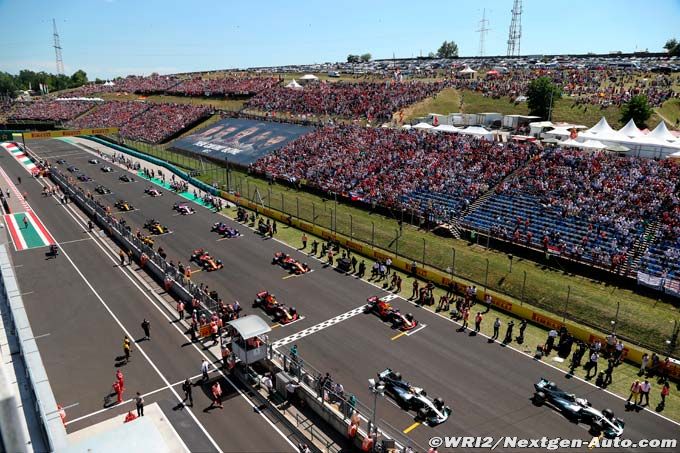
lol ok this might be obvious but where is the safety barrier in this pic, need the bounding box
[0,245,69,452]
[80,137,679,377]
[49,168,220,322]
[270,348,425,452]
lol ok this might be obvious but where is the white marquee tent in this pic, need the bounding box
[413,122,434,130]
[285,79,302,89]
[565,117,680,158]
[618,118,644,138]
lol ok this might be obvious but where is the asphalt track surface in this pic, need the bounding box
[1,142,298,453]
[20,139,680,451]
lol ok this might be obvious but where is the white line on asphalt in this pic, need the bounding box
[32,179,225,452]
[54,240,225,452]
[219,208,680,428]
[31,333,51,340]
[65,373,203,427]
[48,187,298,450]
[58,237,93,245]
[38,143,680,430]
[271,305,366,349]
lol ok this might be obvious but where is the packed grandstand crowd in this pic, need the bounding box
[167,76,280,96]
[117,103,212,143]
[246,81,449,120]
[251,125,539,211]
[252,125,680,278]
[452,68,678,108]
[9,100,101,122]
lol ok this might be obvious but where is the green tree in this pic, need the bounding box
[436,41,459,58]
[620,95,652,128]
[664,38,680,56]
[70,69,88,87]
[360,53,372,62]
[526,76,562,120]
[347,54,360,63]
[0,72,17,97]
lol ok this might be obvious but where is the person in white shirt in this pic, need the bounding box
[640,379,652,406]
[201,360,210,382]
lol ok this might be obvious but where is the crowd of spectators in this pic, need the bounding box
[246,81,448,120]
[67,101,151,128]
[120,102,212,143]
[451,68,678,108]
[480,148,680,267]
[50,75,182,98]
[251,125,537,212]
[9,100,99,122]
[168,76,280,97]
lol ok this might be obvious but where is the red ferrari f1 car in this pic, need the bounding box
[365,296,418,331]
[190,248,224,271]
[272,251,311,274]
[253,291,299,324]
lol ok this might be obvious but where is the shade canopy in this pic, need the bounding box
[228,315,271,340]
[433,124,461,133]
[285,79,302,89]
[618,118,643,138]
[413,122,434,130]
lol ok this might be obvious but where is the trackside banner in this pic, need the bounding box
[22,128,119,140]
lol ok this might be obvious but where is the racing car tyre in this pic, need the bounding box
[393,371,402,381]
[590,419,603,436]
[434,397,444,409]
[532,391,546,406]
[417,407,429,421]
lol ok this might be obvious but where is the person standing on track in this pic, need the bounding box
[22,215,28,229]
[141,319,150,340]
[182,378,193,406]
[119,249,126,266]
[123,335,132,363]
[135,392,144,416]
[116,369,125,392]
[210,381,223,409]
[201,359,210,382]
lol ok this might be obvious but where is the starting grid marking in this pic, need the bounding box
[271,294,399,348]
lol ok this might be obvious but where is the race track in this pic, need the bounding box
[17,138,680,451]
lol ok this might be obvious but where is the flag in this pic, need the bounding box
[433,116,439,126]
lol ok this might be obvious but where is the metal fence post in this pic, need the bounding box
[422,238,426,267]
[296,198,300,219]
[281,193,284,212]
[521,270,527,305]
[268,187,272,208]
[312,203,316,229]
[563,285,571,323]
[350,214,353,240]
[452,247,456,275]
[371,221,375,248]
[484,258,489,292]
[395,229,399,256]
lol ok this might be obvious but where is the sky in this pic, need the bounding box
[0,0,679,79]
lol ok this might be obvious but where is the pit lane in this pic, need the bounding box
[28,138,680,451]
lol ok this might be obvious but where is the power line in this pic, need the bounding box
[53,18,64,75]
[476,8,491,57]
[506,0,522,57]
